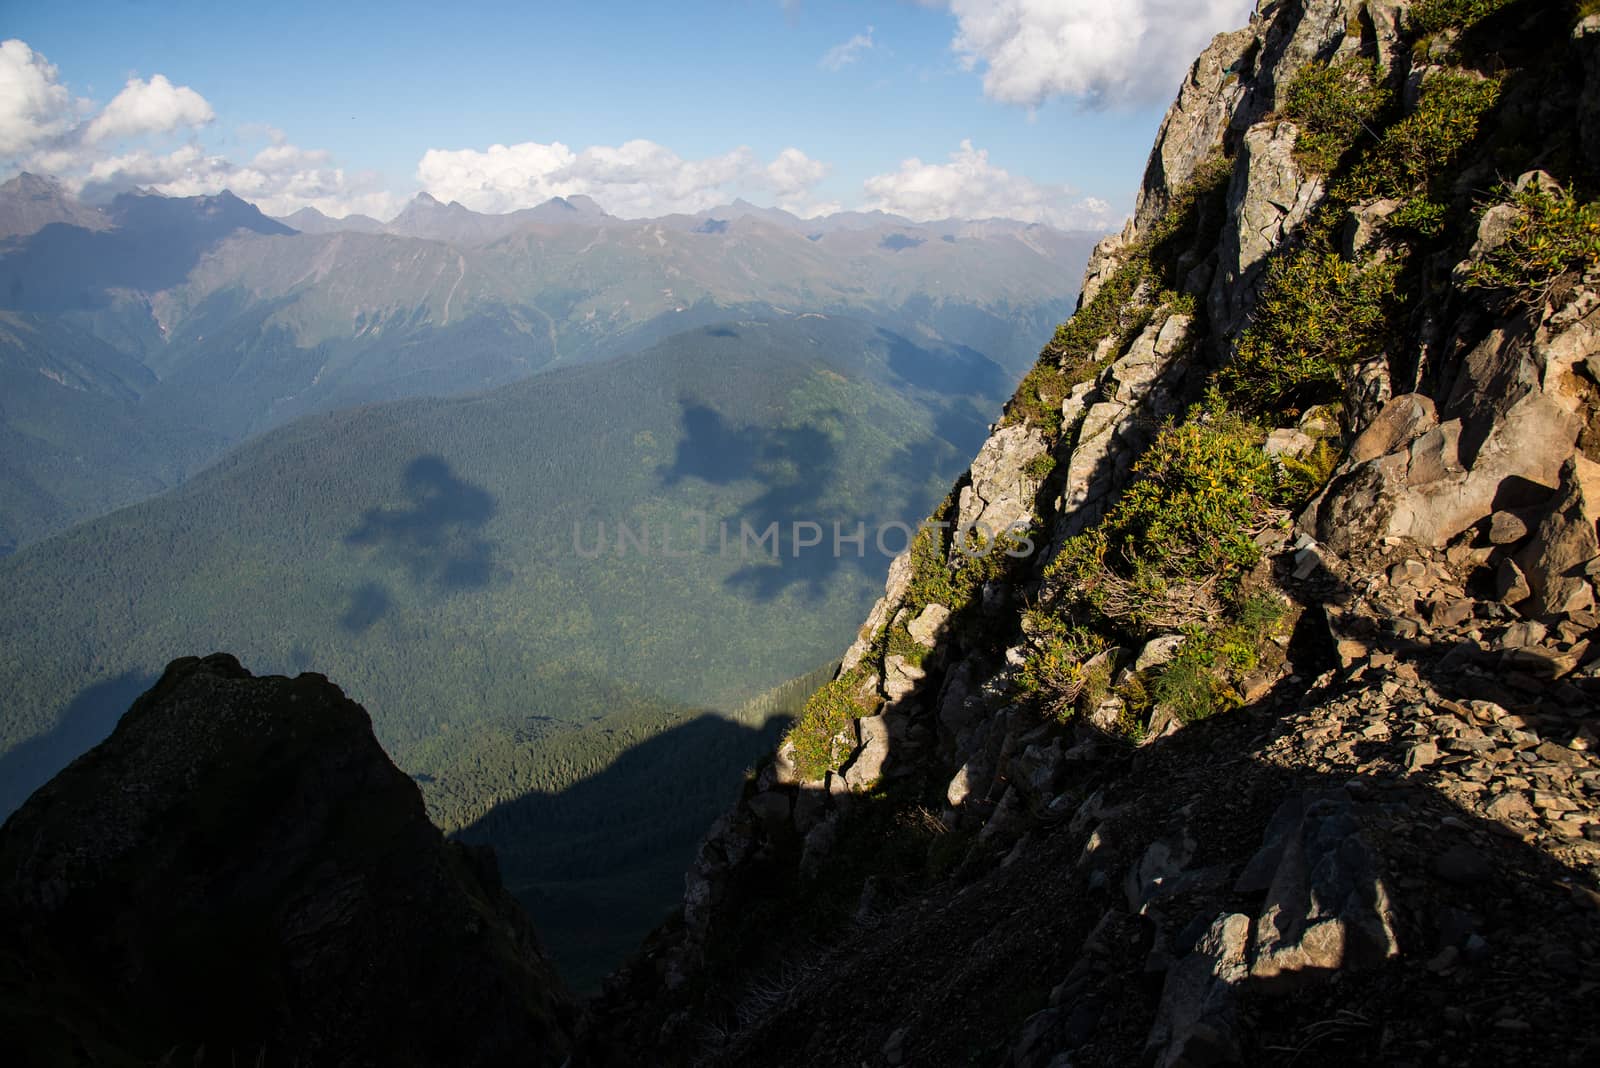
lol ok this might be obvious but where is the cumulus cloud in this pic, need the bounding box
[934,0,1254,107]
[0,39,76,157]
[0,39,395,219]
[820,26,875,71]
[862,139,1112,229]
[416,139,836,218]
[83,74,213,143]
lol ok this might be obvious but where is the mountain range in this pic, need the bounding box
[0,172,1095,553]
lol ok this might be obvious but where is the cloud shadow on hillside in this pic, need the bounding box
[0,670,156,819]
[342,455,500,622]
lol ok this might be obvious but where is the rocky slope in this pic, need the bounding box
[582,0,1600,1063]
[0,654,576,1066]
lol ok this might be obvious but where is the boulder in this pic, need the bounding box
[883,654,927,702]
[907,602,952,647]
[1264,427,1316,458]
[1135,634,1188,673]
[842,716,891,790]
[956,423,1049,543]
[1516,457,1600,616]
[1144,912,1251,1068]
[1249,794,1400,986]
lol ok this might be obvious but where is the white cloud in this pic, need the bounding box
[0,39,76,157]
[862,139,1112,229]
[416,139,835,219]
[820,26,875,71]
[934,0,1253,107]
[83,73,213,143]
[73,142,399,219]
[0,40,395,219]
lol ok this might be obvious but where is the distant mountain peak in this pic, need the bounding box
[0,171,111,239]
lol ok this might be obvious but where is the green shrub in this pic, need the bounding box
[1023,453,1058,481]
[1096,405,1282,580]
[1222,248,1404,412]
[1462,175,1600,304]
[885,624,928,667]
[1276,436,1342,504]
[1336,72,1501,202]
[1036,401,1288,640]
[1149,592,1284,722]
[1409,0,1517,34]
[1282,57,1392,174]
[787,673,868,781]
[1389,196,1449,236]
[1016,617,1116,723]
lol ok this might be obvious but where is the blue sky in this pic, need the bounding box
[1,0,1254,226]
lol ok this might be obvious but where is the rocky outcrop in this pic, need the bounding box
[587,1,1600,1064]
[0,654,575,1067]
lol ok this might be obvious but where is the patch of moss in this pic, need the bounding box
[1023,453,1058,481]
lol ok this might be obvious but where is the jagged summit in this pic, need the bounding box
[0,171,110,239]
[0,653,576,1065]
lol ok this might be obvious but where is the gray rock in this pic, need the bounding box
[1497,557,1533,605]
[1484,791,1534,821]
[1405,740,1441,772]
[1489,510,1531,545]
[1135,634,1187,673]
[1342,198,1402,258]
[1516,456,1600,617]
[842,716,891,790]
[745,789,792,834]
[883,654,927,702]
[798,819,836,877]
[957,423,1049,542]
[1265,427,1316,458]
[1211,120,1324,337]
[1144,912,1251,1068]
[1133,25,1254,231]
[946,763,980,808]
[1304,352,1584,549]
[1497,620,1548,649]
[1125,833,1196,913]
[907,602,951,647]
[1250,794,1401,986]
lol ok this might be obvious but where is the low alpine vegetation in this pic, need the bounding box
[1463,174,1600,305]
[787,671,870,781]
[1222,247,1404,413]
[1282,56,1392,174]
